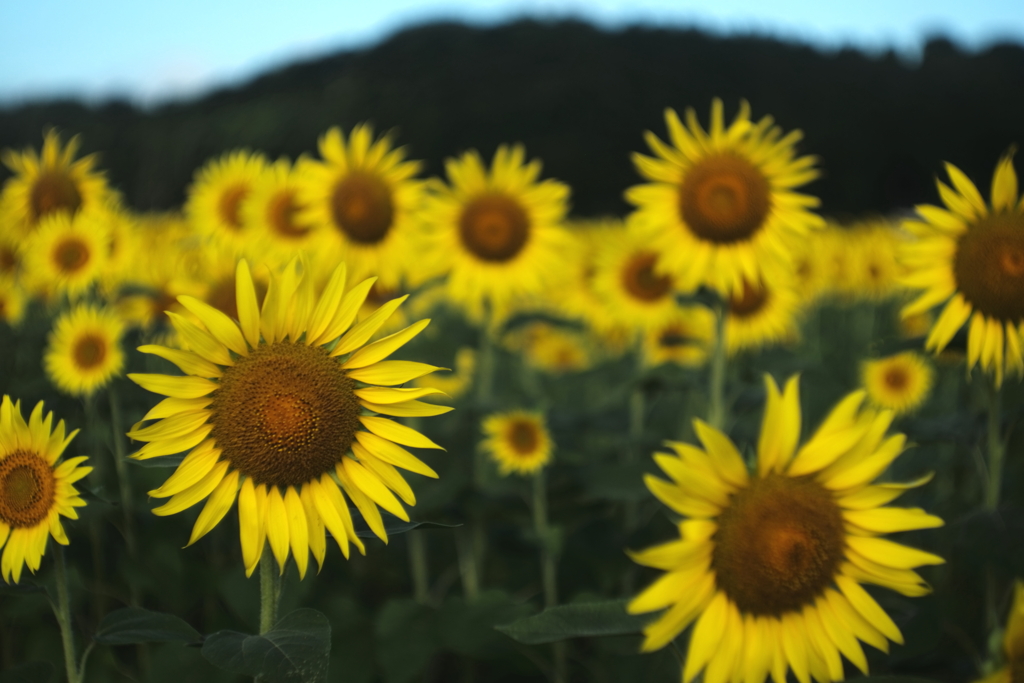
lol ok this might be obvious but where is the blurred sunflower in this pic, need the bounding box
[594,224,681,333]
[242,158,319,261]
[556,219,626,337]
[504,321,594,375]
[789,231,831,308]
[627,99,822,296]
[185,150,267,249]
[901,152,1024,386]
[23,212,109,301]
[0,131,114,235]
[642,305,715,368]
[0,396,90,584]
[422,145,572,323]
[975,580,1024,683]
[630,375,943,682]
[481,411,552,476]
[861,352,935,416]
[0,279,27,327]
[127,258,449,578]
[413,347,476,401]
[0,231,24,283]
[848,220,904,302]
[724,274,802,356]
[44,304,126,398]
[295,124,423,288]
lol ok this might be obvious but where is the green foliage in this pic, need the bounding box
[93,607,201,645]
[495,600,649,644]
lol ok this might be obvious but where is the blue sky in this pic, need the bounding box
[3,0,1023,105]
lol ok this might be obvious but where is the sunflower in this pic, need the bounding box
[242,157,319,261]
[789,230,832,308]
[594,223,682,333]
[126,258,450,578]
[975,580,1024,683]
[847,220,904,302]
[861,352,935,416]
[0,130,115,235]
[295,124,423,288]
[44,303,126,398]
[626,99,822,296]
[413,347,476,401]
[0,396,90,584]
[642,305,715,368]
[481,411,553,476]
[900,152,1024,386]
[629,375,944,682]
[724,273,802,356]
[185,150,268,249]
[0,280,27,327]
[504,321,594,375]
[22,211,109,301]
[421,144,573,323]
[556,219,628,338]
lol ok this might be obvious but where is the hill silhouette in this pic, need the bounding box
[1,19,1022,219]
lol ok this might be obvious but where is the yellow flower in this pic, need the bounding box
[126,258,450,578]
[0,130,115,235]
[504,321,594,375]
[0,280,27,327]
[481,411,553,476]
[627,99,822,296]
[593,223,683,333]
[789,230,831,308]
[241,157,319,261]
[847,219,904,302]
[421,144,573,322]
[44,304,126,398]
[295,124,424,288]
[630,375,944,682]
[900,151,1024,386]
[185,150,268,249]
[22,211,110,301]
[556,219,630,341]
[642,306,715,368]
[724,274,802,356]
[861,352,935,416]
[413,347,476,401]
[974,580,1024,683]
[0,396,90,583]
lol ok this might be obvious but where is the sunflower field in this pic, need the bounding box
[1,43,1024,683]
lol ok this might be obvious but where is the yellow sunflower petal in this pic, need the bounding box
[235,260,261,349]
[354,431,438,478]
[345,361,443,386]
[127,373,218,399]
[341,458,408,521]
[186,469,240,547]
[284,486,310,579]
[265,486,291,573]
[358,416,443,450]
[331,295,410,357]
[178,295,248,356]
[341,318,430,369]
[151,459,228,516]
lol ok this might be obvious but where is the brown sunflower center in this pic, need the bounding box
[209,341,361,487]
[728,281,769,318]
[267,190,310,240]
[459,194,530,262]
[0,451,57,528]
[73,334,107,369]
[1011,658,1024,683]
[883,366,909,391]
[0,246,19,275]
[53,237,90,273]
[622,252,672,302]
[679,154,771,244]
[953,213,1024,322]
[218,184,248,230]
[508,421,539,455]
[30,172,82,223]
[659,325,695,348]
[712,473,845,616]
[330,172,394,244]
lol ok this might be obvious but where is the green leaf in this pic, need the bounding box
[94,607,201,645]
[350,508,460,539]
[852,678,943,683]
[127,453,186,468]
[201,608,331,683]
[0,661,55,683]
[495,600,651,644]
[374,599,439,683]
[0,578,44,596]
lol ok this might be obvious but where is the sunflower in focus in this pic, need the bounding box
[242,158,319,261]
[627,99,822,296]
[724,274,802,356]
[0,396,90,583]
[127,258,450,578]
[0,131,114,235]
[422,145,573,323]
[44,304,126,398]
[185,150,267,249]
[900,152,1024,386]
[295,125,423,288]
[861,352,935,416]
[975,580,1024,683]
[23,212,109,300]
[594,224,682,333]
[642,305,715,368]
[630,375,943,682]
[481,411,552,476]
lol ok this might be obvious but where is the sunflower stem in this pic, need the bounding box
[53,547,82,683]
[258,551,281,635]
[408,530,430,605]
[622,349,645,596]
[475,322,496,411]
[107,385,139,604]
[707,302,729,431]
[985,377,1004,512]
[532,467,566,683]
[455,527,480,600]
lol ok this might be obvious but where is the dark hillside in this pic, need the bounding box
[1,20,1022,217]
